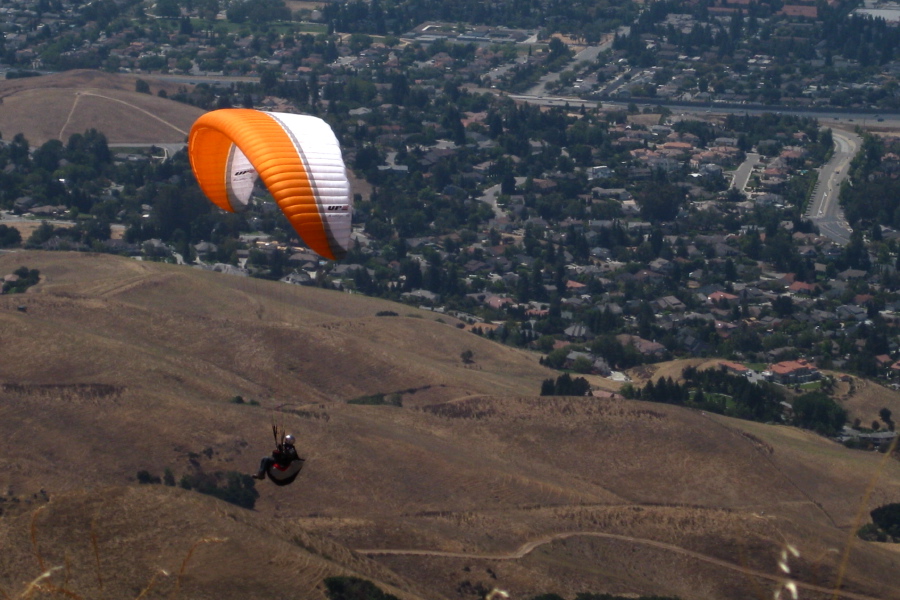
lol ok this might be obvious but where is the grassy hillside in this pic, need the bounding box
[0,70,203,146]
[0,251,899,600]
[0,485,434,600]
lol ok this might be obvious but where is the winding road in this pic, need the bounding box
[358,530,891,600]
[806,129,859,245]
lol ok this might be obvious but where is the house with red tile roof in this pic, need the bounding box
[708,290,739,304]
[719,360,749,375]
[780,5,818,18]
[764,358,820,385]
[788,281,818,295]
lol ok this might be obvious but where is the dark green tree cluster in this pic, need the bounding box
[841,134,900,231]
[135,470,161,484]
[540,373,591,396]
[682,365,784,422]
[615,0,767,66]
[791,392,847,436]
[0,131,108,211]
[634,181,685,223]
[820,12,900,69]
[621,376,687,405]
[880,407,895,431]
[2,266,39,294]
[121,152,224,249]
[590,336,648,370]
[0,224,21,247]
[226,0,290,23]
[623,366,785,423]
[871,503,900,538]
[859,502,900,542]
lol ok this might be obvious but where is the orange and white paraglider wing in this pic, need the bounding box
[188,108,351,261]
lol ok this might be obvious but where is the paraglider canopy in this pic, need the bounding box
[188,109,351,261]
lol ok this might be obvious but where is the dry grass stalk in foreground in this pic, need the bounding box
[833,433,900,600]
[12,505,227,600]
[170,538,226,599]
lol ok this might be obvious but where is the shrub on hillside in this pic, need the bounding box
[324,576,401,600]
[135,470,161,484]
[179,470,259,509]
[872,502,900,538]
[0,225,21,247]
[3,267,40,294]
[139,468,259,509]
[348,393,402,406]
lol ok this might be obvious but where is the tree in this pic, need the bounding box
[136,470,161,484]
[635,182,684,222]
[460,349,474,364]
[0,224,22,247]
[572,356,593,373]
[135,79,151,94]
[880,407,895,430]
[772,295,794,317]
[26,221,56,247]
[540,378,556,396]
[866,503,900,540]
[792,392,847,436]
[155,0,180,18]
[260,68,279,93]
[693,387,706,406]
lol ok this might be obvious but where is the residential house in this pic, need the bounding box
[720,360,750,376]
[764,359,820,385]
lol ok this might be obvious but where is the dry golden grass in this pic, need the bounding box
[834,375,900,426]
[0,70,203,145]
[624,357,715,385]
[0,486,433,600]
[0,252,899,600]
[626,113,664,127]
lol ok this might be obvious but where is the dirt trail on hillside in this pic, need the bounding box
[60,92,81,141]
[358,530,892,600]
[59,90,189,141]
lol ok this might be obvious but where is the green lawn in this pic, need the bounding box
[798,380,823,391]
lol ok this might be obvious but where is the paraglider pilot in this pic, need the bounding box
[253,433,301,480]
